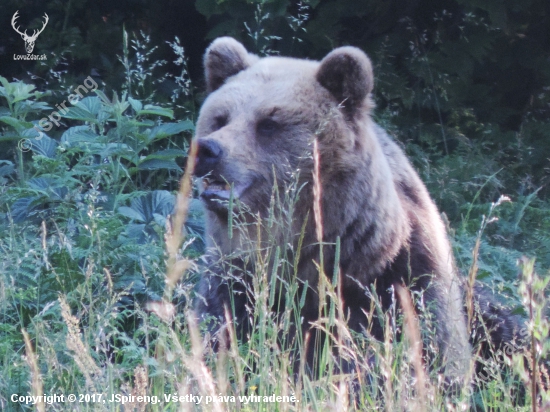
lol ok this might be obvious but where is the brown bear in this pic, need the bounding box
[193,37,474,385]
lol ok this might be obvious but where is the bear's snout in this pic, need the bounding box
[195,139,223,177]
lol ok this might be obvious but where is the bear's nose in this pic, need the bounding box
[194,139,223,177]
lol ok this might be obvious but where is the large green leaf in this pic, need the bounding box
[0,116,33,133]
[11,196,40,222]
[145,121,194,143]
[29,135,58,158]
[0,77,37,104]
[118,206,146,222]
[0,160,14,177]
[118,190,175,223]
[0,134,20,143]
[24,101,52,112]
[61,97,102,122]
[9,177,69,223]
[27,177,69,200]
[136,104,174,119]
[99,143,134,157]
[61,125,100,144]
[141,149,187,160]
[134,149,186,171]
[128,97,143,112]
[118,191,176,244]
[186,198,205,240]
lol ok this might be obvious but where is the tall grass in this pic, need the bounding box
[1,153,549,412]
[0,98,548,412]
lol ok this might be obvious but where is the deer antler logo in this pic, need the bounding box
[11,11,49,54]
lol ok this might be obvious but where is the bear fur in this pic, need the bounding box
[193,37,504,385]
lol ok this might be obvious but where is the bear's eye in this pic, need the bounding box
[257,118,280,135]
[213,115,228,131]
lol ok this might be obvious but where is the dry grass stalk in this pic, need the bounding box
[22,329,45,412]
[466,195,511,335]
[312,138,327,324]
[184,313,225,412]
[519,256,539,412]
[145,300,176,323]
[335,379,349,411]
[312,138,323,245]
[383,313,394,412]
[40,220,47,251]
[466,233,480,335]
[126,365,148,412]
[40,220,51,270]
[297,330,311,404]
[395,283,428,411]
[59,295,102,389]
[103,267,114,295]
[164,139,198,298]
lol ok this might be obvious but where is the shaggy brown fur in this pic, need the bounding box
[194,37,487,385]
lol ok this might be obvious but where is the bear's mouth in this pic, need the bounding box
[200,176,253,210]
[202,177,231,195]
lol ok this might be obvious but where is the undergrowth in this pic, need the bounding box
[1,30,549,412]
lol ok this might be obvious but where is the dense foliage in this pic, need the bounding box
[0,0,549,410]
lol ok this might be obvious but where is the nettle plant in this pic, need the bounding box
[0,76,202,314]
[1,76,193,211]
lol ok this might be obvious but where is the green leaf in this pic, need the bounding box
[128,97,143,112]
[15,100,52,114]
[137,104,174,119]
[0,78,37,104]
[0,76,10,92]
[0,133,20,143]
[141,149,187,160]
[21,128,44,139]
[99,143,134,157]
[118,206,146,222]
[61,125,100,144]
[145,121,195,143]
[127,119,155,127]
[137,158,181,171]
[0,160,15,177]
[94,90,111,105]
[30,135,58,158]
[27,176,57,191]
[11,196,40,222]
[186,198,205,237]
[62,97,102,122]
[27,177,69,200]
[118,190,175,224]
[0,116,33,133]
[10,83,37,104]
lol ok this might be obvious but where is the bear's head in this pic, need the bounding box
[194,37,376,232]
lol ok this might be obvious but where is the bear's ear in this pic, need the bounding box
[204,37,256,93]
[316,47,373,114]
